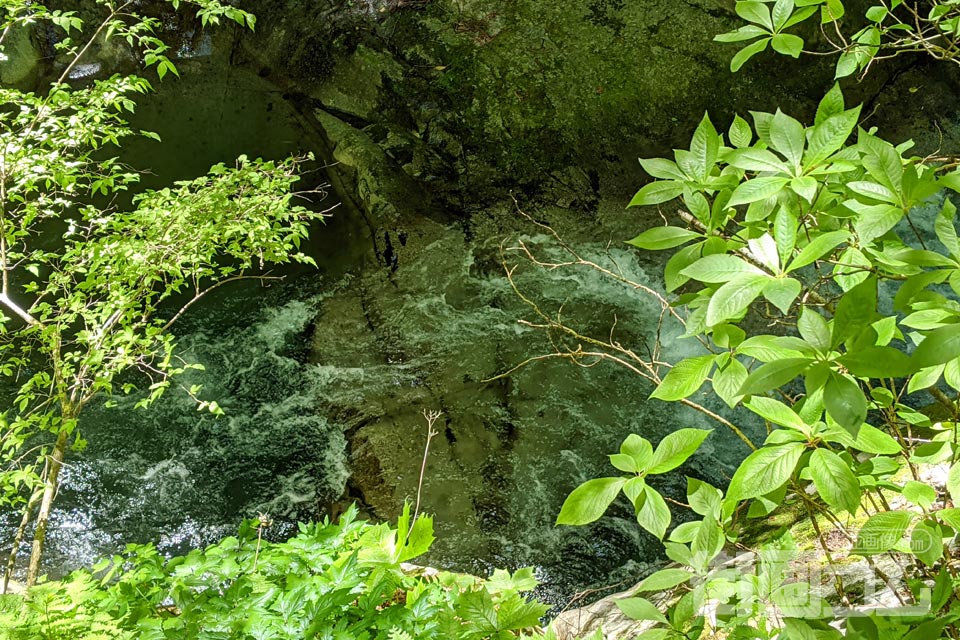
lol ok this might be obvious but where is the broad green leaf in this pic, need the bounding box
[729,176,790,207]
[824,372,867,434]
[809,449,860,515]
[914,324,960,368]
[727,442,805,501]
[787,230,849,271]
[615,597,668,624]
[727,148,790,173]
[636,485,671,539]
[728,114,753,148]
[706,273,771,326]
[805,107,860,165]
[910,519,943,567]
[712,357,748,408]
[649,428,712,474]
[620,434,654,471]
[948,462,960,505]
[790,176,818,203]
[627,226,702,250]
[831,276,877,346]
[745,396,808,431]
[634,568,693,592]
[736,1,773,28]
[687,478,723,518]
[762,277,801,313]
[691,515,724,571]
[715,24,771,42]
[848,179,900,204]
[681,255,765,283]
[557,477,626,525]
[902,481,936,510]
[834,50,857,78]
[629,181,684,206]
[936,199,959,258]
[638,157,687,181]
[798,308,831,352]
[815,83,845,125]
[850,203,903,245]
[852,511,914,555]
[690,113,720,181]
[651,355,715,401]
[770,110,805,169]
[738,334,813,361]
[739,357,812,395]
[771,33,803,57]
[731,37,771,72]
[908,363,945,393]
[833,246,873,291]
[771,0,795,30]
[836,346,913,378]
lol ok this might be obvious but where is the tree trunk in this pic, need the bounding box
[25,429,68,587]
[2,482,42,593]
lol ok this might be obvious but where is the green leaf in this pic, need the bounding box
[832,276,877,346]
[798,308,831,352]
[706,273,771,326]
[636,485,671,540]
[731,37,771,72]
[629,181,684,206]
[649,428,712,474]
[771,33,803,57]
[634,568,693,592]
[809,449,860,515]
[681,255,765,283]
[787,230,850,271]
[834,50,857,78]
[824,372,867,434]
[727,148,790,173]
[728,114,753,148]
[910,519,943,567]
[729,176,790,207]
[815,83,845,124]
[948,462,960,505]
[739,357,812,395]
[852,511,914,555]
[902,481,936,510]
[836,347,913,378]
[913,324,960,368]
[727,442,805,501]
[712,357,748,408]
[557,477,626,525]
[736,1,774,28]
[762,277,801,314]
[715,24,771,42]
[615,597,668,624]
[687,478,723,518]
[690,113,720,181]
[639,157,687,181]
[620,434,654,472]
[770,109,806,169]
[627,226,702,250]
[745,396,808,431]
[937,199,960,258]
[771,0,795,29]
[651,355,715,401]
[805,107,860,165]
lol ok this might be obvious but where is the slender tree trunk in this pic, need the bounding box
[2,481,42,593]
[25,429,68,587]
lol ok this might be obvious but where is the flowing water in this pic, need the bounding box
[2,42,762,607]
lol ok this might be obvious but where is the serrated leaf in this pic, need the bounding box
[681,254,765,283]
[729,114,753,148]
[852,511,914,555]
[729,176,790,207]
